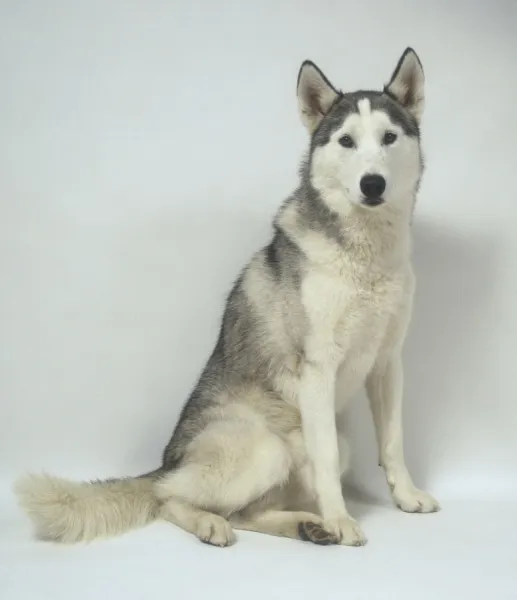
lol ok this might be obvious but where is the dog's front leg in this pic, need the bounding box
[298,359,367,546]
[366,354,440,513]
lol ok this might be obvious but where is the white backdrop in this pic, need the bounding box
[1,1,516,599]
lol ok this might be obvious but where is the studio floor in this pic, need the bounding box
[1,484,516,600]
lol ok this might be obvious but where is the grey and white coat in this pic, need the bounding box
[15,47,440,548]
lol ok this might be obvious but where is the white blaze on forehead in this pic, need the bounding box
[356,97,386,135]
[331,97,395,143]
[357,98,371,119]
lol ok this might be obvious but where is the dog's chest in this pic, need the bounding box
[303,264,406,366]
[335,274,402,347]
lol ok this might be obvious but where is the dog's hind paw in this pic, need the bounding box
[196,514,236,547]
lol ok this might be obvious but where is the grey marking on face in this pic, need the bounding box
[312,91,420,148]
[297,184,346,247]
[286,164,347,248]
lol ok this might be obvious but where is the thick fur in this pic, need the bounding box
[14,48,440,548]
[14,472,159,543]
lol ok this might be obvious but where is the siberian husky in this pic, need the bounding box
[15,47,440,548]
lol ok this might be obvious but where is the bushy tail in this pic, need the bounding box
[14,470,161,543]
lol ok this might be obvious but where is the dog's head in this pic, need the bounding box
[297,48,425,214]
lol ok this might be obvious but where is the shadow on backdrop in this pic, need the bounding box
[342,216,497,513]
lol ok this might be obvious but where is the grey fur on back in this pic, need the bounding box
[162,217,307,469]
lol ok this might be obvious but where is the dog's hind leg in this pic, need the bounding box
[154,409,294,546]
[230,509,340,545]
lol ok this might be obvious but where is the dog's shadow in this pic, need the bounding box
[341,217,498,518]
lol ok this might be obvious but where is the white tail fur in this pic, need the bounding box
[14,473,160,543]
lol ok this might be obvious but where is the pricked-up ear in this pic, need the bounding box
[297,61,340,133]
[384,48,425,122]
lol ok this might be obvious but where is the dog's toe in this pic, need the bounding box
[298,520,340,545]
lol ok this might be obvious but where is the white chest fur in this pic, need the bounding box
[301,255,410,409]
[280,198,414,407]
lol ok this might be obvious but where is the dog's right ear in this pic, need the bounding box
[297,61,339,134]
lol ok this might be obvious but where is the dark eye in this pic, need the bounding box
[338,134,355,148]
[383,131,398,145]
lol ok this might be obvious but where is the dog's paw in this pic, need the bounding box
[324,516,367,547]
[393,487,441,513]
[196,514,236,547]
[298,520,340,545]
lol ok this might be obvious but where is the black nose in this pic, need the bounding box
[360,174,386,199]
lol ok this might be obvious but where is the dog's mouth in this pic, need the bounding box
[361,196,385,207]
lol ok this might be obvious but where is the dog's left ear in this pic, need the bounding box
[384,48,425,123]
